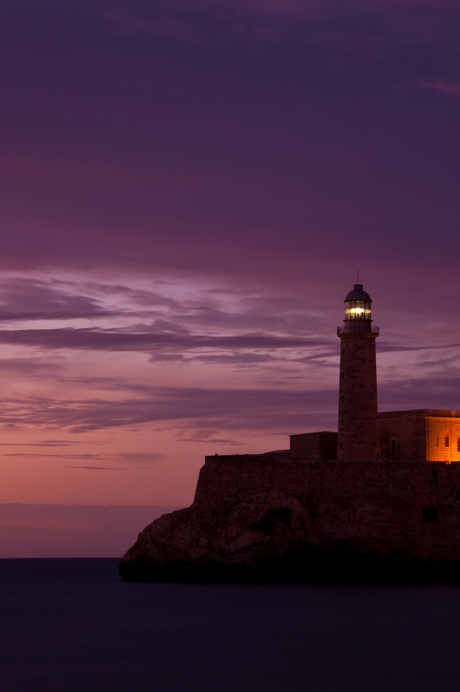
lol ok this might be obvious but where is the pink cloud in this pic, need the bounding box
[0,386,336,433]
[416,78,460,96]
[0,323,328,355]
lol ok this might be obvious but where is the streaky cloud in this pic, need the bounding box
[0,327,328,352]
[416,78,460,96]
[0,386,338,433]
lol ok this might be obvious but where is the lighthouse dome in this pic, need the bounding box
[345,284,371,302]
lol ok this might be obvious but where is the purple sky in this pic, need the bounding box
[0,0,460,553]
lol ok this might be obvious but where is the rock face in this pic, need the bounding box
[120,455,460,583]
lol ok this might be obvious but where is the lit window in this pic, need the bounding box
[445,437,450,447]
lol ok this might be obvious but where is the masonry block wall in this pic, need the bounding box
[379,410,460,462]
[194,456,460,562]
[378,410,427,461]
[289,431,338,461]
[288,412,460,462]
[426,413,460,462]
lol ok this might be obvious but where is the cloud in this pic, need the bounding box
[163,0,457,16]
[105,8,202,42]
[0,278,112,322]
[0,314,455,367]
[378,340,460,354]
[0,440,80,447]
[379,376,460,411]
[67,466,114,470]
[0,449,164,463]
[102,0,460,53]
[66,466,151,471]
[80,283,179,308]
[184,352,277,365]
[174,428,243,445]
[0,326,327,354]
[0,277,335,370]
[0,386,338,433]
[416,79,460,96]
[1,453,105,459]
[0,357,61,373]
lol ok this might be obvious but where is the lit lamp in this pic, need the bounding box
[339,283,374,334]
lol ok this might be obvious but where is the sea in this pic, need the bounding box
[1,558,460,692]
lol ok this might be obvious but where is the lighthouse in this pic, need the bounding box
[337,283,379,461]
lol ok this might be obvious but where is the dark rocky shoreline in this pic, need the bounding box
[120,545,460,585]
[120,457,460,585]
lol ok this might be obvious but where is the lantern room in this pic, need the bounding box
[344,283,372,321]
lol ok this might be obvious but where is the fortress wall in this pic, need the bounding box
[289,431,338,460]
[426,417,460,462]
[378,410,460,462]
[193,456,460,561]
[378,411,426,461]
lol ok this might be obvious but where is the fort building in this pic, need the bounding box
[289,285,460,463]
[121,283,460,582]
[379,409,460,463]
[289,431,338,462]
[289,411,460,463]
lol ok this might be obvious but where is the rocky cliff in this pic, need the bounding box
[120,455,460,583]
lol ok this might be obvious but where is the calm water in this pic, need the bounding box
[1,558,460,691]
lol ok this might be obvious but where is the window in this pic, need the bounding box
[457,438,460,452]
[341,372,344,379]
[436,437,439,447]
[340,418,343,426]
[391,439,396,454]
[445,437,450,447]
[342,348,345,356]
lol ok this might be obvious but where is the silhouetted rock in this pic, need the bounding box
[120,455,460,583]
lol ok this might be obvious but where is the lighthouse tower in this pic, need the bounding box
[337,284,379,461]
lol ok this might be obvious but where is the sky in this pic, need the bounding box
[1,0,460,555]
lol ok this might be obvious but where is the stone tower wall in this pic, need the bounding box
[337,332,379,461]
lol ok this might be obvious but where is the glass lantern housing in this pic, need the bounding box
[343,284,372,321]
[344,299,372,320]
[338,283,377,335]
